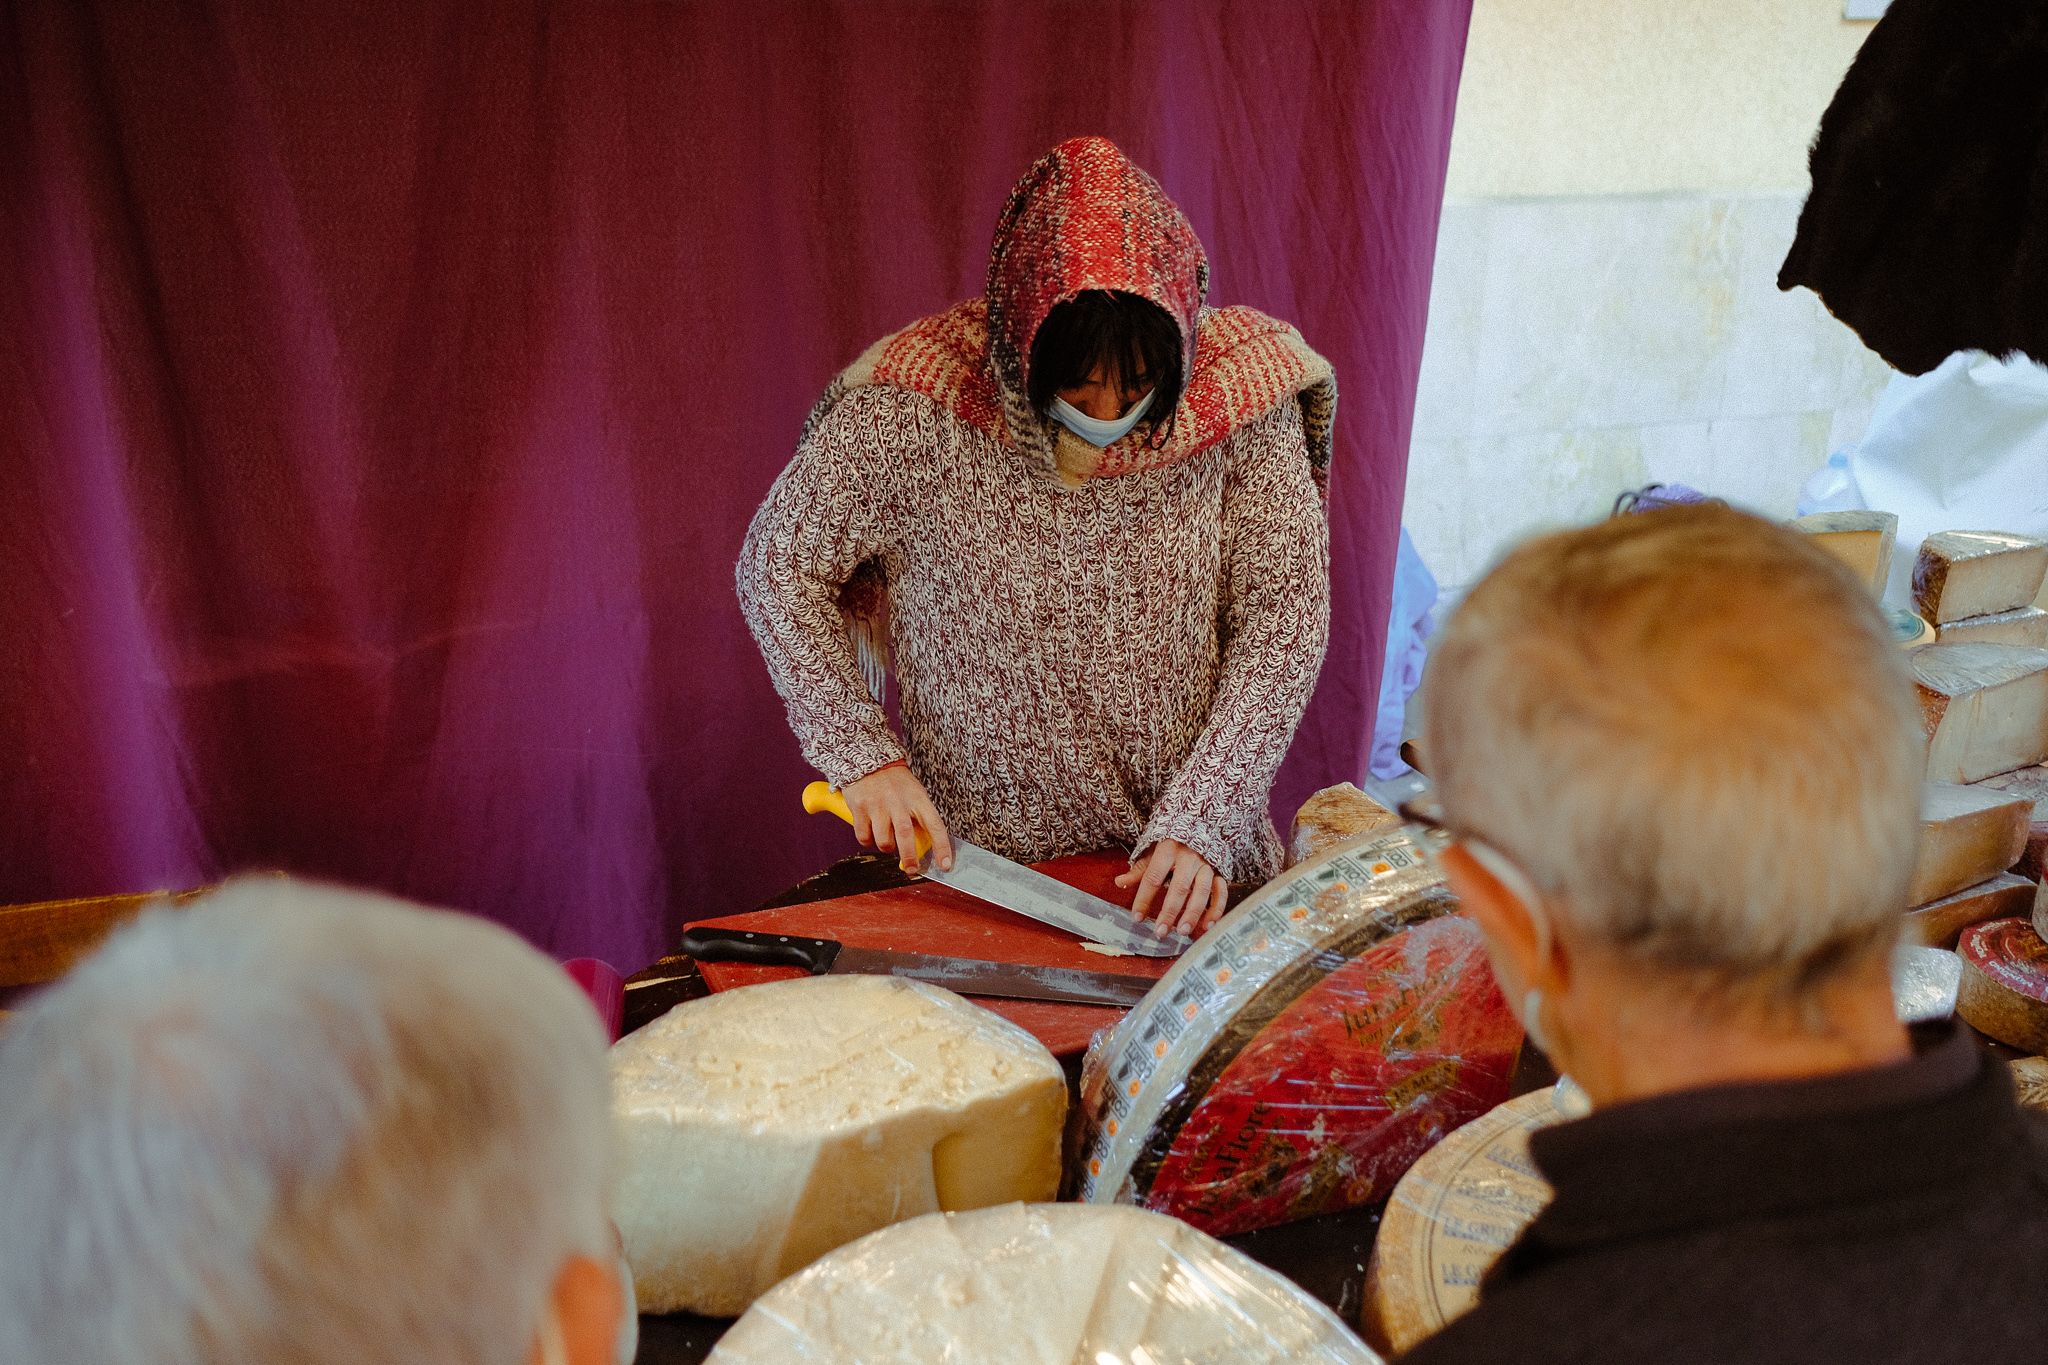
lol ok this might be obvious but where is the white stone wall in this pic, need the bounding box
[1402,191,1895,596]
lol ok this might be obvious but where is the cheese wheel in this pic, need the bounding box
[1076,828,1523,1236]
[610,975,1066,1316]
[710,1203,1382,1364]
[1911,645,2048,784]
[1904,873,2036,947]
[1912,530,2048,624]
[1791,509,1897,596]
[1936,605,2048,648]
[1909,782,2032,908]
[1360,1087,1568,1355]
[1956,918,2048,1054]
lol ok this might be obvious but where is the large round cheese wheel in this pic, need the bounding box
[611,975,1066,1316]
[1360,1087,1568,1355]
[1957,917,2048,1053]
[1076,827,1523,1236]
[709,1202,1383,1364]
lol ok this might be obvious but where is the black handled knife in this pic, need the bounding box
[679,927,1157,1008]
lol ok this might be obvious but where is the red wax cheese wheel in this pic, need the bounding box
[1957,917,2048,1053]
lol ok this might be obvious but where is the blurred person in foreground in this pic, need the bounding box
[1400,505,2048,1365]
[0,879,624,1365]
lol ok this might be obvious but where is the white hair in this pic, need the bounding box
[1423,505,1926,1006]
[0,877,613,1365]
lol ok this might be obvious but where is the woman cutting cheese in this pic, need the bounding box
[738,136,1333,940]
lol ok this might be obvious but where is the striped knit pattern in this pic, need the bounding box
[737,389,1330,883]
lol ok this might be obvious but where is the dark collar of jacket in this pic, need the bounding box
[1488,1024,2028,1284]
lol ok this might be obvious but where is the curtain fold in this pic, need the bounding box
[0,0,1474,968]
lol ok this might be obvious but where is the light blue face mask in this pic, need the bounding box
[1050,387,1156,448]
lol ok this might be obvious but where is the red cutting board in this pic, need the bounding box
[691,850,1174,1057]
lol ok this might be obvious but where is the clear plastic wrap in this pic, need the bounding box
[1360,1084,1568,1355]
[1075,825,1525,1236]
[708,1202,1384,1364]
[1288,783,1403,866]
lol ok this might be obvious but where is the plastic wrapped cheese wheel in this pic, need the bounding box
[611,975,1066,1316]
[1077,826,1523,1235]
[709,1202,1384,1364]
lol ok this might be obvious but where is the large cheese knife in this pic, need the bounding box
[678,927,1157,1008]
[802,782,1192,958]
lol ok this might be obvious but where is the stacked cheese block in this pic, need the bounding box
[1885,530,2048,1053]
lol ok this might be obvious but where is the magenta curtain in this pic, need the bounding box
[0,1,1473,969]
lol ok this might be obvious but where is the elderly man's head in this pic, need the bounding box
[0,879,619,1365]
[1423,506,1924,1097]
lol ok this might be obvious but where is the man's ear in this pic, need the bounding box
[535,1253,621,1365]
[1440,843,1568,1000]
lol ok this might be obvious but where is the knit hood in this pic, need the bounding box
[803,136,1335,489]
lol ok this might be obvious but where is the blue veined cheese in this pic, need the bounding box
[711,1203,1383,1364]
[610,976,1065,1316]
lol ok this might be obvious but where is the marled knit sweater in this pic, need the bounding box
[736,386,1328,883]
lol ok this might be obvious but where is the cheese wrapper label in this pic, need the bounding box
[1956,917,2048,1053]
[1912,530,2048,624]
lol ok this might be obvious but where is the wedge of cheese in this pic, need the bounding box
[1977,763,2048,882]
[1912,645,2048,784]
[610,976,1066,1316]
[1290,783,1401,865]
[1904,873,2037,947]
[1956,917,2048,1053]
[1791,509,1897,595]
[1910,782,2032,907]
[1937,605,2048,648]
[711,1203,1380,1364]
[1912,531,2048,624]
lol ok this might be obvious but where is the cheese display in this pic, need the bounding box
[1912,531,2048,625]
[1904,873,2037,947]
[1076,826,1523,1236]
[1937,605,2048,648]
[1360,1085,1567,1355]
[1290,783,1402,865]
[1791,509,1897,595]
[1911,645,2048,784]
[1977,763,2048,882]
[710,1202,1383,1364]
[1956,918,2048,1054]
[1909,782,2032,907]
[610,975,1066,1316]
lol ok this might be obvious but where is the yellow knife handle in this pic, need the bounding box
[802,780,931,862]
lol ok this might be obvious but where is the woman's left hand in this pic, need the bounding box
[1115,839,1229,939]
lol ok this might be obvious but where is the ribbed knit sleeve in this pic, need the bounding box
[1136,403,1331,881]
[735,391,908,787]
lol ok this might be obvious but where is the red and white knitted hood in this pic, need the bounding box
[804,137,1335,489]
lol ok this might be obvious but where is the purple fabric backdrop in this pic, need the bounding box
[0,0,1473,969]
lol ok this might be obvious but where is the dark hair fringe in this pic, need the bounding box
[1027,291,1183,448]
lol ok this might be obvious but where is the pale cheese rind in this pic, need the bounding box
[1910,782,2032,907]
[1791,509,1897,596]
[1912,531,2048,624]
[1936,605,2048,648]
[1904,873,2037,947]
[710,1203,1383,1364]
[1977,763,2048,881]
[1911,645,2048,784]
[610,975,1066,1316]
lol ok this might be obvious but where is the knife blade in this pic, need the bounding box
[801,782,1192,957]
[679,927,1158,1008]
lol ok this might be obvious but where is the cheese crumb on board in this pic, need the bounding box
[610,975,1066,1317]
[1905,873,2037,947]
[1936,605,2048,648]
[1791,509,1897,596]
[1910,782,2032,908]
[1912,531,2048,625]
[1912,645,2048,784]
[710,1202,1382,1364]
[1956,917,2048,1054]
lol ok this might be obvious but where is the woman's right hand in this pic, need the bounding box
[841,765,955,874]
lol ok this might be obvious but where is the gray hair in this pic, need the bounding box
[1422,505,1926,1006]
[0,877,613,1365]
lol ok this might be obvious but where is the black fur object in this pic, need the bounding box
[1779,0,2048,375]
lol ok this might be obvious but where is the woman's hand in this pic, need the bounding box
[841,765,955,874]
[1115,839,1228,939]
